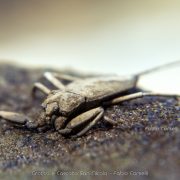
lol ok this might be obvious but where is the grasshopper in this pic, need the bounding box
[0,61,179,137]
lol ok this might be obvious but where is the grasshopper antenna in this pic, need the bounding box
[135,59,180,78]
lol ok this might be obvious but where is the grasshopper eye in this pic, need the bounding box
[41,103,47,109]
[53,105,59,112]
[45,102,59,116]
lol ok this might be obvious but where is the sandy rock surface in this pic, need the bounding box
[0,64,179,180]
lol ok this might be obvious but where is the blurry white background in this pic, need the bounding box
[0,0,180,94]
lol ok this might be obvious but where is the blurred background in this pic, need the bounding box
[0,0,180,93]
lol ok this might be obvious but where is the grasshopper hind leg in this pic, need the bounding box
[103,92,179,106]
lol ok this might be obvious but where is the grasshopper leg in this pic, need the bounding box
[103,116,118,125]
[103,92,179,126]
[43,72,66,90]
[0,111,38,129]
[58,107,104,137]
[103,92,179,106]
[73,109,104,137]
[47,72,81,82]
[32,82,51,96]
[32,72,67,97]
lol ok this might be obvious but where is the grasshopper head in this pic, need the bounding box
[42,90,86,118]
